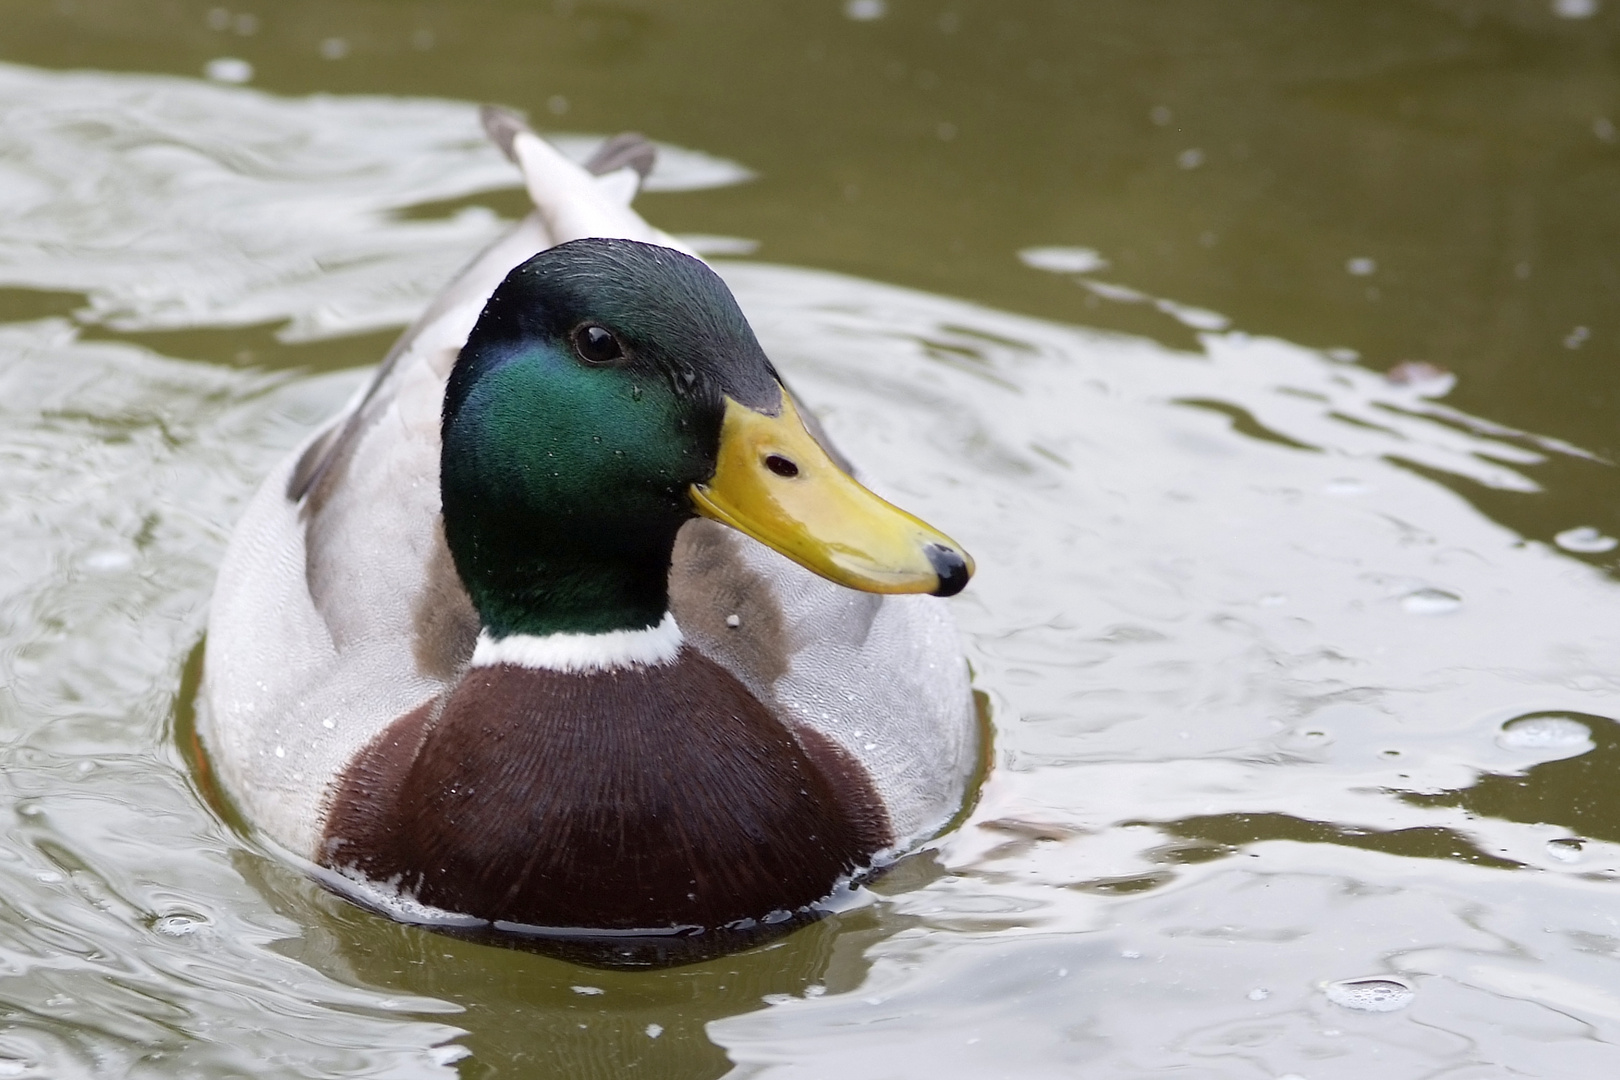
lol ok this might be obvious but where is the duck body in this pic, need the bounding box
[200,111,978,940]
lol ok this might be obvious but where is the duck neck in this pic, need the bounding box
[442,507,681,639]
[440,342,703,642]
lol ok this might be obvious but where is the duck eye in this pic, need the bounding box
[572,324,624,365]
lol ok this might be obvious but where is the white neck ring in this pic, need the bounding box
[470,611,684,673]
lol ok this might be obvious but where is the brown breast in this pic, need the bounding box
[319,646,892,931]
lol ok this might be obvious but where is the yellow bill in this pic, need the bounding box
[690,393,974,596]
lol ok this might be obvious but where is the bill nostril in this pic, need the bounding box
[764,454,800,478]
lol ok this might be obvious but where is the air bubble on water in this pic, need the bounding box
[1346,257,1377,277]
[1401,588,1461,615]
[1498,714,1593,752]
[645,1023,663,1038]
[1547,838,1585,863]
[1324,977,1414,1012]
[1248,987,1271,1001]
[844,0,887,20]
[571,985,604,996]
[204,57,253,84]
[1324,477,1369,496]
[152,912,206,937]
[1018,247,1109,275]
[1553,0,1599,19]
[84,549,134,571]
[1555,526,1618,554]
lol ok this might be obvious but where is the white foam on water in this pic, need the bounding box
[1498,715,1594,752]
[1018,247,1110,275]
[1401,588,1462,615]
[1555,526,1618,553]
[1325,977,1415,1012]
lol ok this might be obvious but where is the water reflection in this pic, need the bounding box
[1406,711,1620,845]
[247,852,889,1080]
[1148,811,1521,870]
[0,61,751,346]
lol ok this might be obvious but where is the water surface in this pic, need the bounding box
[4,5,1620,1077]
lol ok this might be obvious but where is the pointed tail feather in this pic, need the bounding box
[481,105,658,184]
[479,105,529,165]
[583,132,657,180]
[478,104,695,256]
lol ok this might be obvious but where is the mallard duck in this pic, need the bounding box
[200,108,978,941]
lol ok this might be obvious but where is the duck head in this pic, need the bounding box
[442,237,973,639]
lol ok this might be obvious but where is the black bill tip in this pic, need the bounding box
[925,543,972,597]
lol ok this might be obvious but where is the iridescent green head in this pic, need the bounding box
[441,238,972,640]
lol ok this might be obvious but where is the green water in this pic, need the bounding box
[5,1,1620,1076]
